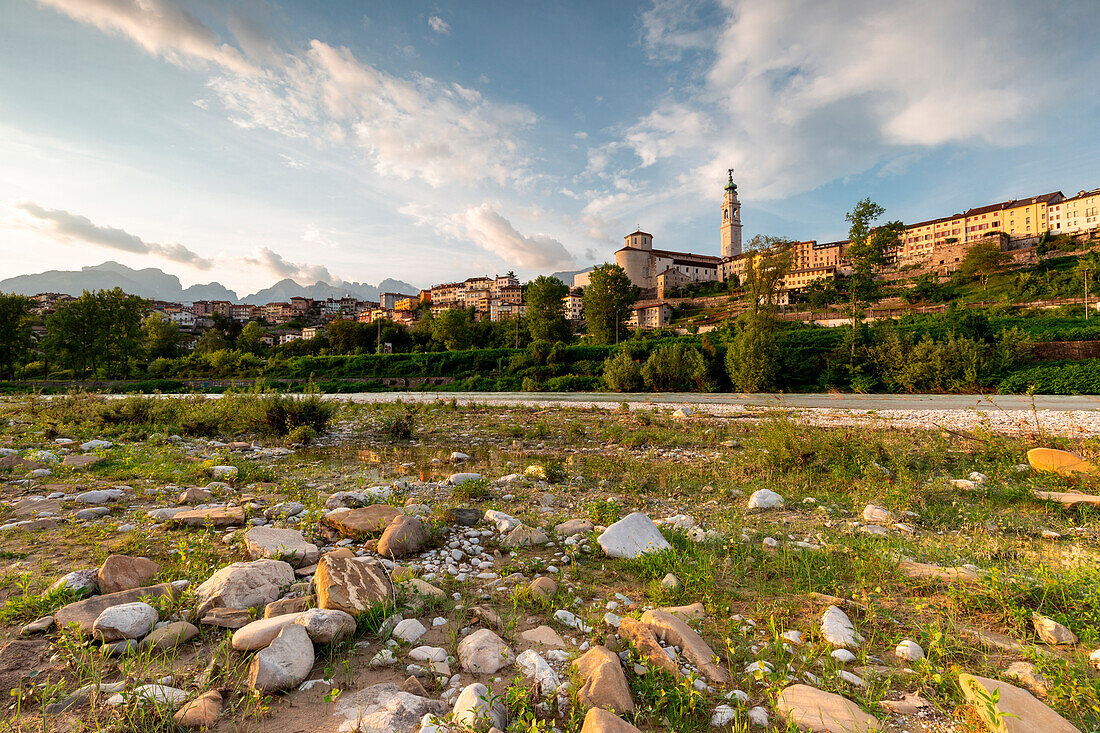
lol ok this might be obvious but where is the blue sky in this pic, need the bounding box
[2,0,1099,293]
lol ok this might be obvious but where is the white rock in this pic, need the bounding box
[452,683,507,730]
[747,489,784,510]
[92,602,158,642]
[248,624,314,692]
[596,512,672,559]
[831,649,856,664]
[821,606,862,649]
[895,640,924,661]
[748,706,769,726]
[483,509,519,533]
[710,704,738,726]
[457,628,514,674]
[393,618,428,643]
[131,684,187,707]
[861,504,895,525]
[516,649,559,698]
[211,465,238,480]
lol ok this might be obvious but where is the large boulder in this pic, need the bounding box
[640,609,729,683]
[54,583,178,636]
[581,707,643,733]
[572,645,633,714]
[324,505,401,537]
[315,554,393,614]
[247,624,314,692]
[334,683,448,733]
[457,628,514,674]
[776,684,881,733]
[194,559,295,615]
[98,555,161,595]
[244,527,319,568]
[597,513,671,559]
[174,689,222,729]
[377,515,427,558]
[516,649,560,698]
[747,489,784,510]
[619,617,679,677]
[453,682,508,729]
[959,673,1080,733]
[296,608,356,645]
[232,613,304,652]
[92,602,158,642]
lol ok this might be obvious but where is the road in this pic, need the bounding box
[334,391,1100,412]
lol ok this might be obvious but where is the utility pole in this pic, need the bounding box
[1085,268,1091,321]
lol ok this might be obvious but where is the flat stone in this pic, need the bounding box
[92,601,158,642]
[521,625,566,648]
[641,609,729,683]
[143,621,199,650]
[597,512,671,559]
[316,554,393,615]
[530,576,558,599]
[98,555,161,595]
[448,507,483,526]
[861,504,894,525]
[503,524,550,547]
[1033,490,1100,508]
[265,596,312,617]
[660,602,705,621]
[178,488,212,504]
[392,618,427,643]
[248,624,315,692]
[75,489,124,504]
[458,628,514,674]
[194,559,295,614]
[63,455,102,468]
[580,707,643,733]
[1005,661,1054,697]
[200,607,252,629]
[174,689,222,729]
[401,578,445,599]
[55,583,177,636]
[776,684,880,732]
[334,683,448,733]
[572,645,633,714]
[324,505,400,537]
[377,515,427,558]
[959,673,1080,733]
[174,506,246,527]
[555,518,594,536]
[131,684,188,708]
[232,613,304,651]
[244,527,319,568]
[1033,614,1077,645]
[619,617,679,677]
[19,616,54,635]
[897,558,980,584]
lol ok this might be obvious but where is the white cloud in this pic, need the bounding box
[37,0,259,75]
[639,0,715,62]
[42,0,536,188]
[9,200,213,268]
[428,15,449,34]
[242,246,339,285]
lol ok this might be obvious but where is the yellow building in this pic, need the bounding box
[963,192,1062,242]
[1049,189,1100,235]
[898,214,965,261]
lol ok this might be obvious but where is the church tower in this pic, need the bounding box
[720,169,742,259]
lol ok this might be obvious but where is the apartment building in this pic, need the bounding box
[1049,189,1100,235]
[562,288,584,322]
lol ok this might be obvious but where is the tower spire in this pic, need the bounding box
[720,168,742,259]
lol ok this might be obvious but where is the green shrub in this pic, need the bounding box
[376,403,418,441]
[998,360,1100,394]
[602,349,642,392]
[642,342,706,391]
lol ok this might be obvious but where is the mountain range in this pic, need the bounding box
[0,262,418,305]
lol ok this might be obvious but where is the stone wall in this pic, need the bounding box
[1031,341,1100,361]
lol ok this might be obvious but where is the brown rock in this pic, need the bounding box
[315,554,393,615]
[63,455,102,468]
[401,675,428,697]
[174,689,222,729]
[174,507,246,527]
[325,505,401,536]
[142,621,199,650]
[54,583,178,636]
[776,684,880,732]
[530,576,558,599]
[178,488,212,504]
[959,673,1080,733]
[572,646,634,714]
[659,602,705,621]
[265,597,311,618]
[1033,490,1100,509]
[12,498,61,517]
[897,559,980,584]
[619,617,679,677]
[581,707,643,733]
[640,609,729,683]
[199,608,252,629]
[377,515,427,558]
[98,555,161,595]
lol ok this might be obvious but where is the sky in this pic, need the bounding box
[1,0,1099,294]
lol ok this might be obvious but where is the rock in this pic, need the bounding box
[448,472,481,484]
[147,507,186,521]
[555,518,594,536]
[503,524,549,548]
[641,609,729,683]
[393,618,428,643]
[402,578,445,599]
[49,568,99,596]
[1005,661,1054,697]
[517,649,560,698]
[1032,614,1077,645]
[334,683,448,733]
[248,624,315,692]
[244,527,319,568]
[316,554,393,614]
[619,617,679,677]
[897,558,980,584]
[174,506,246,527]
[377,515,427,558]
[55,583,177,635]
[325,505,401,537]
[747,489,784,510]
[194,559,295,614]
[821,606,862,648]
[660,602,705,621]
[660,573,681,591]
[75,488,124,504]
[80,439,112,452]
[959,673,1080,733]
[597,512,672,559]
[1032,490,1100,509]
[131,684,188,707]
[521,625,566,647]
[580,707,643,733]
[143,621,199,650]
[458,628,514,674]
[401,675,428,697]
[451,452,470,462]
[265,597,311,617]
[880,694,931,716]
[296,608,356,644]
[97,555,161,595]
[211,465,238,480]
[894,640,924,661]
[19,616,54,635]
[861,505,894,525]
[448,507,483,526]
[232,613,304,651]
[92,601,158,642]
[530,576,558,599]
[572,645,634,714]
[484,509,520,533]
[200,607,252,628]
[174,689,222,729]
[453,682,508,729]
[776,684,880,732]
[178,488,212,504]
[672,406,692,419]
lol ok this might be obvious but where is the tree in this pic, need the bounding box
[433,307,475,350]
[726,316,779,392]
[741,235,794,319]
[524,276,570,343]
[602,348,642,391]
[803,277,840,310]
[725,235,793,392]
[0,293,33,380]
[582,264,638,345]
[142,312,181,360]
[843,199,903,370]
[958,240,1011,291]
[237,321,266,355]
[327,319,370,354]
[193,329,228,354]
[641,343,706,391]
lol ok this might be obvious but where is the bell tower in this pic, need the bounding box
[720,169,742,258]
